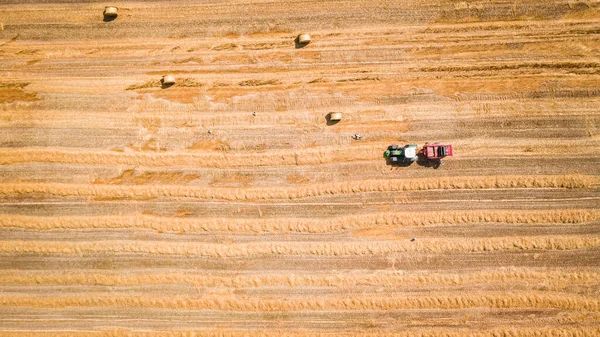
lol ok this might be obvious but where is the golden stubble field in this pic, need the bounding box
[0,0,599,336]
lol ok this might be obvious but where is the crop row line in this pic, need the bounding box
[0,175,595,201]
[1,268,598,288]
[1,209,597,233]
[1,236,598,257]
[2,292,599,311]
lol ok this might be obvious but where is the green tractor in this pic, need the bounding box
[384,144,418,164]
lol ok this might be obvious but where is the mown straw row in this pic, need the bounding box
[1,209,597,233]
[0,175,595,201]
[1,327,599,337]
[2,268,598,288]
[0,146,381,168]
[1,236,598,257]
[2,292,599,311]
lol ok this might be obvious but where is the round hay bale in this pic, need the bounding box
[329,112,342,121]
[298,33,311,44]
[162,75,176,86]
[104,6,118,17]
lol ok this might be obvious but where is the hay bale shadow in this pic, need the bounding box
[103,15,117,22]
[161,80,175,89]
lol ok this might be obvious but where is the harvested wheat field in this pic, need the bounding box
[1,0,600,336]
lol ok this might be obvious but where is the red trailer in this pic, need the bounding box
[423,143,453,160]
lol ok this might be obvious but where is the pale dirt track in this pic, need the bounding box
[1,0,600,336]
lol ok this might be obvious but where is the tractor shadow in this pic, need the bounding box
[103,15,117,22]
[415,152,442,169]
[294,37,309,49]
